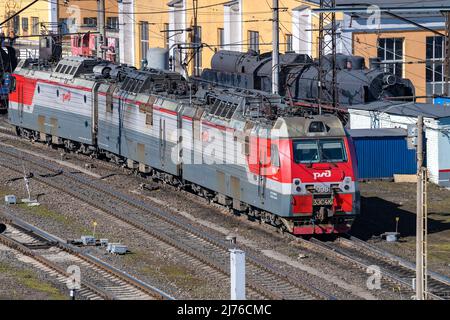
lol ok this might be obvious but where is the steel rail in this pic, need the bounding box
[341,236,450,299]
[3,214,174,300]
[0,215,173,300]
[0,231,114,300]
[0,143,335,300]
[305,237,445,300]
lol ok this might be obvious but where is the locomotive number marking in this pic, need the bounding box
[313,198,333,206]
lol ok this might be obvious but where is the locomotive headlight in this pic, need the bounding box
[342,177,352,191]
[293,179,302,194]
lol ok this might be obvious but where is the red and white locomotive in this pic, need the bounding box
[8,56,359,235]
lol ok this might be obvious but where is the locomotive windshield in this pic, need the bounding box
[293,139,347,164]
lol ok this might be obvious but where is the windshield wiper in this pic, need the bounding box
[319,149,338,167]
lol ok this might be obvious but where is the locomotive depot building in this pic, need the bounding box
[347,101,450,188]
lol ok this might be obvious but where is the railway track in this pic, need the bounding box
[2,121,450,300]
[0,143,335,300]
[0,216,172,300]
[298,236,450,300]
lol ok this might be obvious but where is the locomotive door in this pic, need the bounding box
[17,80,24,122]
[159,118,166,169]
[257,128,268,201]
[192,107,204,164]
[91,83,101,144]
[175,109,183,176]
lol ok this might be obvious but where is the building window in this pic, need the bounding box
[83,17,97,27]
[22,17,29,32]
[140,21,149,61]
[106,17,119,30]
[13,16,20,34]
[193,26,202,76]
[31,17,39,35]
[59,18,69,34]
[426,36,445,98]
[248,30,259,52]
[377,38,403,76]
[218,28,224,50]
[285,34,293,52]
[163,23,170,49]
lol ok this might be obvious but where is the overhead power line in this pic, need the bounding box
[40,0,233,15]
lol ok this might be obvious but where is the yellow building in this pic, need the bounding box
[338,1,448,102]
[1,0,344,79]
[0,1,119,46]
[125,0,323,74]
[0,0,56,40]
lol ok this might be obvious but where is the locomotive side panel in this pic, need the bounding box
[97,93,181,176]
[9,75,94,145]
[182,119,290,216]
[152,103,181,176]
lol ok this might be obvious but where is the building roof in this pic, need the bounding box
[346,101,450,120]
[292,5,310,12]
[348,128,407,138]
[335,0,448,7]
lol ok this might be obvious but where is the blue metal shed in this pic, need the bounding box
[348,128,417,180]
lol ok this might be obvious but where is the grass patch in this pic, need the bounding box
[428,243,450,263]
[129,250,205,287]
[17,203,69,225]
[0,262,66,300]
[159,265,200,282]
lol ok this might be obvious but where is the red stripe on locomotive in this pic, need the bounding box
[9,75,37,106]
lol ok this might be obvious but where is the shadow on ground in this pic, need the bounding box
[350,196,450,241]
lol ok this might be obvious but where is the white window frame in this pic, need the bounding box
[426,36,445,97]
[378,38,404,77]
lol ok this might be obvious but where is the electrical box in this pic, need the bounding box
[4,195,16,205]
[107,243,128,255]
[81,235,96,246]
[407,124,418,150]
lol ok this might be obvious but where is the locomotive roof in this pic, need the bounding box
[273,115,346,138]
[51,56,100,79]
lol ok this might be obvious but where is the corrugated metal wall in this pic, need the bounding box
[353,137,417,180]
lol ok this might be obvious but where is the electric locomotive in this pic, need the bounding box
[8,56,359,235]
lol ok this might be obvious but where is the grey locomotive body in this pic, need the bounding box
[9,56,359,235]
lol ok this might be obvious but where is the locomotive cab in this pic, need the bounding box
[272,115,359,235]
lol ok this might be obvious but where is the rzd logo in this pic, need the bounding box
[62,91,72,102]
[313,170,332,180]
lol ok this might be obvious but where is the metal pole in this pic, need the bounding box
[272,0,280,95]
[318,0,338,114]
[230,249,246,300]
[70,289,76,300]
[97,0,106,59]
[445,12,450,96]
[416,115,425,300]
[192,0,197,76]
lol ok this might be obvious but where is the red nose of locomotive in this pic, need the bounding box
[288,126,359,235]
